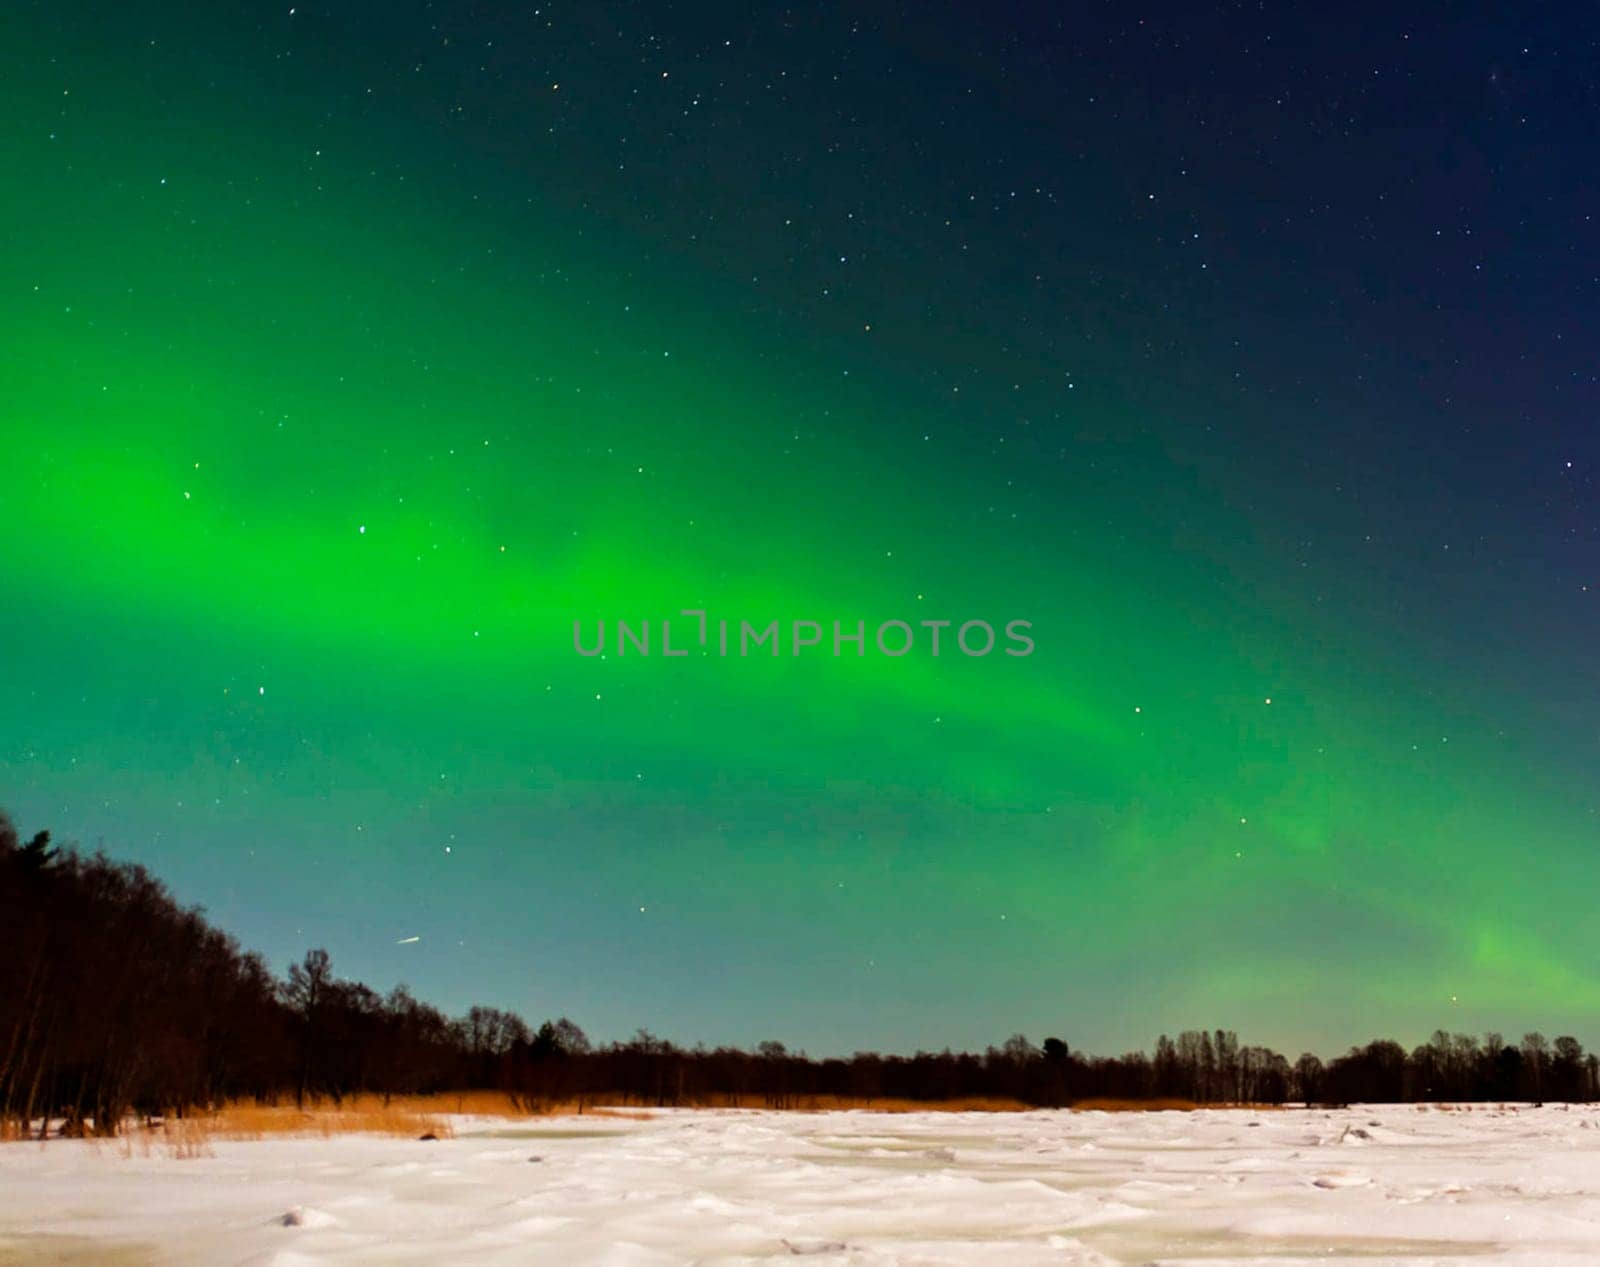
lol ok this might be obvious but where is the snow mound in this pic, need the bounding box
[1312,1169,1373,1189]
[780,1237,851,1255]
[279,1205,338,1228]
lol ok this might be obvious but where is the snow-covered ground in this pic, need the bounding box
[4,1104,1600,1264]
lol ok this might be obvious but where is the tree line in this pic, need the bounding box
[3,813,1597,1138]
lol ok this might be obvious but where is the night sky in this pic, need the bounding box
[4,1,1599,1057]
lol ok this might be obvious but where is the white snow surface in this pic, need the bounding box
[4,1104,1600,1265]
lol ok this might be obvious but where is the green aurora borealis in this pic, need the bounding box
[4,2,1599,1055]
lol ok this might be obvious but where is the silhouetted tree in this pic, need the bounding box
[282,948,333,1109]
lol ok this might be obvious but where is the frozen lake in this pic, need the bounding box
[3,1104,1599,1264]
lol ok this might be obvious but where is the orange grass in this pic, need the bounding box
[190,1091,659,1134]
[1067,1097,1202,1112]
[204,1105,450,1140]
[1067,1098,1285,1112]
[6,1091,1292,1151]
[201,1091,1038,1126]
[612,1093,1033,1113]
[183,1094,464,1141]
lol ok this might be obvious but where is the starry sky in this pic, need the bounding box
[3,1,1599,1057]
